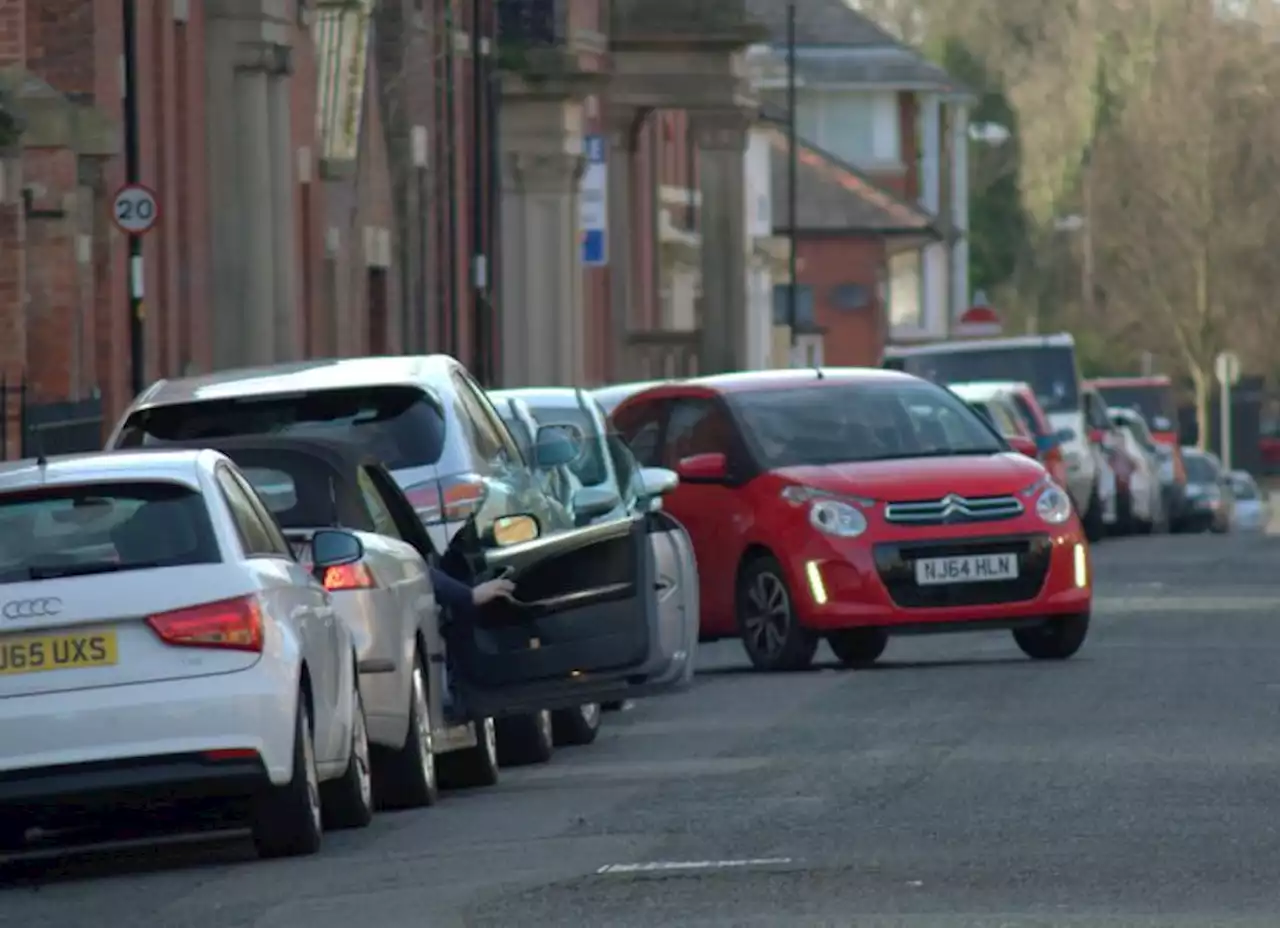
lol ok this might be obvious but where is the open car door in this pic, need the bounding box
[440,513,696,719]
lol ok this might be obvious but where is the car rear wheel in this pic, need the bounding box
[372,656,439,810]
[439,716,500,789]
[251,694,322,858]
[497,710,555,766]
[321,681,375,830]
[827,629,889,667]
[1013,614,1090,660]
[552,702,602,746]
[737,555,817,672]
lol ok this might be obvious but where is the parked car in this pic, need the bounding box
[0,449,372,858]
[611,369,1093,672]
[1181,447,1234,533]
[106,356,579,552]
[1227,470,1269,532]
[492,387,699,720]
[179,435,516,793]
[1108,407,1167,533]
[948,381,1071,491]
[106,357,697,761]
[1080,386,1123,537]
[593,380,673,416]
[885,333,1109,540]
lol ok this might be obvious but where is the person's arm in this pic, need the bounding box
[430,566,476,614]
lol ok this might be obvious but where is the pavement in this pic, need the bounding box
[5,531,1280,927]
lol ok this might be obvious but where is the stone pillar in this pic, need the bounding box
[204,14,240,370]
[234,62,275,363]
[497,96,585,387]
[269,73,298,359]
[606,109,638,378]
[500,151,584,387]
[693,112,751,375]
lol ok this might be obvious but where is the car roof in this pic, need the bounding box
[626,368,917,401]
[128,355,461,411]
[1088,375,1173,387]
[0,448,215,495]
[949,381,1030,399]
[884,333,1075,357]
[491,387,589,410]
[591,380,673,410]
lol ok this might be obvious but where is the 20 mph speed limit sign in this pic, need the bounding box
[112,184,159,235]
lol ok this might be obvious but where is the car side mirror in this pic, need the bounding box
[534,425,579,469]
[572,486,621,523]
[637,466,679,498]
[676,452,728,484]
[1055,427,1075,444]
[1033,433,1060,455]
[485,513,541,547]
[1007,435,1038,458]
[311,529,364,572]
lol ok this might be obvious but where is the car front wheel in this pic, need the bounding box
[1013,614,1089,660]
[736,555,816,672]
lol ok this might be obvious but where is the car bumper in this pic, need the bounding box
[782,523,1092,632]
[0,664,298,797]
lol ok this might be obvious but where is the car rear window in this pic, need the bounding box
[0,482,220,583]
[1183,454,1219,482]
[114,386,446,472]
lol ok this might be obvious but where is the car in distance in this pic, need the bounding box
[947,381,1071,491]
[1181,448,1234,533]
[1227,470,1269,532]
[0,450,373,857]
[611,369,1092,671]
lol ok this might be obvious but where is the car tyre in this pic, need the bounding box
[552,702,602,746]
[1013,613,1090,661]
[496,710,555,766]
[1082,486,1105,542]
[251,693,323,859]
[827,629,889,667]
[737,554,817,672]
[372,654,438,811]
[438,716,500,789]
[321,679,375,830]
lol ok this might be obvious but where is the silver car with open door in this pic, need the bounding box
[439,503,697,724]
[492,388,700,719]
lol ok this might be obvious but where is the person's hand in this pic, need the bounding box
[472,577,516,606]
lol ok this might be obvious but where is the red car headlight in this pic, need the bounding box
[780,486,871,539]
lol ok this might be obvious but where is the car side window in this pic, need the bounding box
[449,376,506,471]
[454,374,523,466]
[216,467,290,558]
[614,402,665,467]
[663,399,732,469]
[356,467,403,540]
[1085,393,1111,431]
[1011,396,1046,437]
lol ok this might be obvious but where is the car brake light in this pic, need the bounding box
[203,748,259,762]
[146,595,263,652]
[323,562,376,591]
[406,474,487,523]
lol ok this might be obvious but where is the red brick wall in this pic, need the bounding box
[799,235,887,368]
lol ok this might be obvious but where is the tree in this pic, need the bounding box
[1089,1,1280,442]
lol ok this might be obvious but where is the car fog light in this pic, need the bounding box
[1073,543,1088,588]
[805,560,828,605]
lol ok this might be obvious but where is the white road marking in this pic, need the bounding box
[597,857,794,874]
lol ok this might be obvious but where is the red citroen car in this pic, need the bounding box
[612,369,1092,672]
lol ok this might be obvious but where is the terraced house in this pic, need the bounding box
[0,0,970,455]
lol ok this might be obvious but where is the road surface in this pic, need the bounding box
[4,532,1279,927]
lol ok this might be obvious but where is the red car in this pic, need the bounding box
[612,369,1092,672]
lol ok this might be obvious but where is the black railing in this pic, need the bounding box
[0,378,105,460]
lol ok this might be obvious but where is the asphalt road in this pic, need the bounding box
[5,530,1280,927]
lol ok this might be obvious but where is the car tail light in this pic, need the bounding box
[405,474,487,524]
[203,748,259,762]
[322,562,376,591]
[146,595,263,652]
[1088,428,1105,445]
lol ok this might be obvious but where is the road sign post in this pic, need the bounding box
[1215,350,1240,470]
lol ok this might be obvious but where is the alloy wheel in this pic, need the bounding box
[742,571,791,658]
[412,667,437,792]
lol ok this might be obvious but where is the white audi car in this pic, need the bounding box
[0,449,373,858]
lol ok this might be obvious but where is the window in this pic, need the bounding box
[663,399,733,469]
[530,405,610,488]
[0,481,221,583]
[226,469,292,557]
[115,386,447,472]
[728,381,1005,469]
[1010,395,1048,439]
[239,467,299,513]
[450,374,507,466]
[772,284,816,330]
[887,250,922,328]
[216,467,288,557]
[897,345,1082,415]
[615,402,665,467]
[357,468,402,539]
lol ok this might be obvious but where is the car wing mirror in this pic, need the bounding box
[637,466,679,499]
[676,452,728,484]
[311,529,364,578]
[534,424,582,469]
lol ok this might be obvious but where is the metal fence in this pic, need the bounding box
[0,378,105,460]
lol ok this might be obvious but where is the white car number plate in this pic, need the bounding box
[915,554,1018,585]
